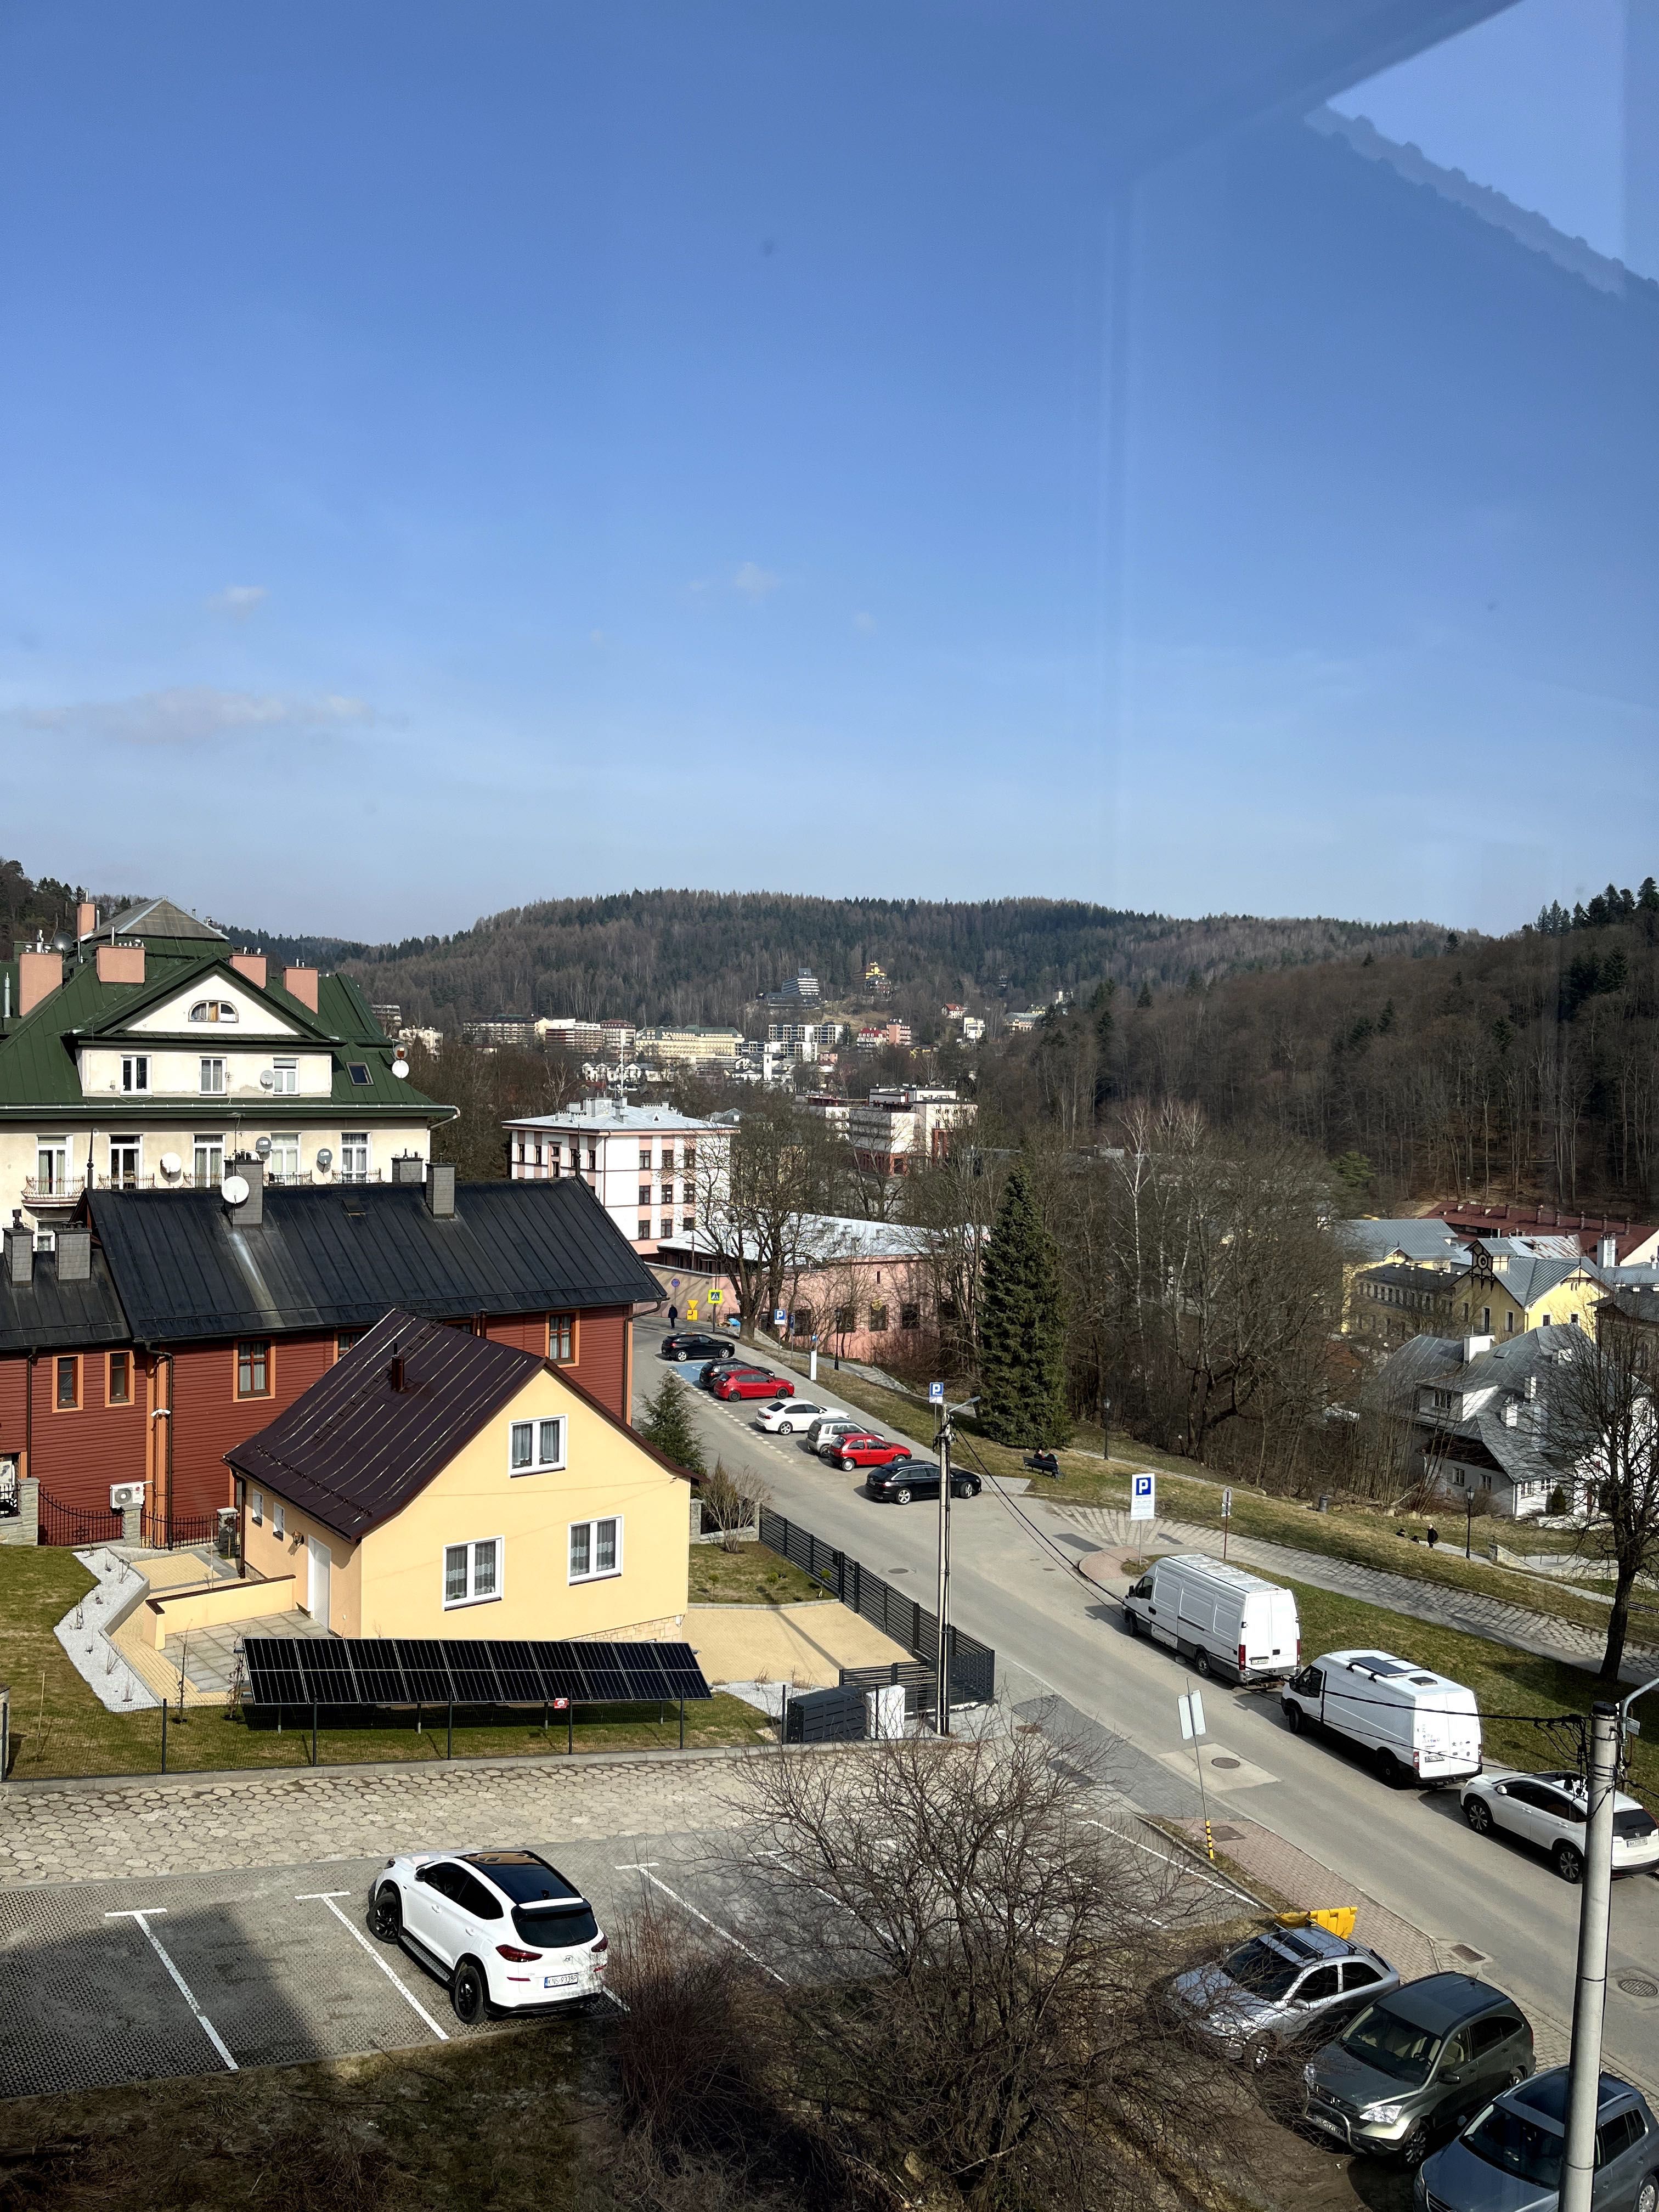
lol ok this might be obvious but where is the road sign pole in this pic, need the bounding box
[935,1419,952,1736]
[1221,1486,1232,1562]
[1562,1702,1621,2212]
[1180,1683,1215,1860]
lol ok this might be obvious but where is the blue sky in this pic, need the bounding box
[1,2,1655,940]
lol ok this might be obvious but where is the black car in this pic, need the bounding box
[660,1333,733,1363]
[698,1358,766,1391]
[865,1459,983,1505]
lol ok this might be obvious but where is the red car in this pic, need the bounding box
[712,1369,794,1402]
[831,1432,912,1470]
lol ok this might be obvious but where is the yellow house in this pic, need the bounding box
[1449,1252,1607,1341]
[228,1307,690,1641]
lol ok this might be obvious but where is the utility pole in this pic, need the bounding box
[1561,1702,1621,2212]
[930,1388,976,1737]
[1562,1673,1659,2212]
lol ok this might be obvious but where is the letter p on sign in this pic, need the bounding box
[1130,1471,1156,1522]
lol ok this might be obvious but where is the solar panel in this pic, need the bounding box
[239,1636,713,1710]
[445,1645,503,1705]
[243,1638,307,1707]
[297,1642,361,1705]
[396,1639,454,1703]
[349,1639,409,1705]
[490,1641,546,1703]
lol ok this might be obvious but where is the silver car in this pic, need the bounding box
[1165,1923,1400,2070]
[804,1415,862,1454]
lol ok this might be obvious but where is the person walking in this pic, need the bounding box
[1426,1522,1440,1549]
[667,1302,679,1328]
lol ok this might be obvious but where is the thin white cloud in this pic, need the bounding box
[732,561,780,600]
[207,584,269,616]
[14,687,376,748]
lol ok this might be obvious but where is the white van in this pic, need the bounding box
[1121,1554,1301,1684]
[1280,1649,1482,1788]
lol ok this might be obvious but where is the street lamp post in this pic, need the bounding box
[1561,1671,1659,2212]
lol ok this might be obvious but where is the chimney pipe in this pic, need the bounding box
[55,1226,92,1283]
[283,964,319,1012]
[4,1211,31,1287]
[425,1161,456,1218]
[388,1352,407,1392]
[226,1156,264,1226]
[76,901,97,940]
[17,951,63,1017]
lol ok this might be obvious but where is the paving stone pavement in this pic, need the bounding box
[0,1748,766,1891]
[1057,1506,1658,1679]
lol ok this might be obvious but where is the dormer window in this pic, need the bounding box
[189,1000,239,1023]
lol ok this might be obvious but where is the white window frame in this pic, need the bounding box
[509,1415,567,1474]
[568,1515,622,1584]
[443,1536,504,1609]
[340,1131,370,1181]
[193,1134,225,1182]
[108,1136,142,1187]
[36,1136,69,1192]
[121,1054,150,1093]
[273,1501,285,1537]
[271,1057,298,1096]
[251,1489,263,1525]
[200,1056,227,1095]
[266,1132,300,1179]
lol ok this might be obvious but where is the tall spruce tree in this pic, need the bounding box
[977,1163,1072,1448]
[636,1374,708,1477]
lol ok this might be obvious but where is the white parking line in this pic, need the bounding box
[1082,1819,1257,1905]
[296,1890,450,2040]
[616,1862,785,1983]
[104,1908,236,2070]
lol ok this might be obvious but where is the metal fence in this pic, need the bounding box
[36,1490,123,1549]
[759,1508,996,1705]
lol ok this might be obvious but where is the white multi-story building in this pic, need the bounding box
[635,1025,743,1068]
[766,1018,847,1057]
[504,1099,731,1251]
[848,1087,977,1177]
[736,1041,795,1086]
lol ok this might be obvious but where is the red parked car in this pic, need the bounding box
[831,1431,912,1470]
[712,1369,794,1402]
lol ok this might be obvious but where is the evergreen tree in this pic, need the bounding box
[977,1163,1072,1449]
[636,1374,707,1477]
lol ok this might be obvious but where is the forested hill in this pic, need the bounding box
[301,893,1445,1034]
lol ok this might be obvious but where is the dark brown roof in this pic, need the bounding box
[225,1309,545,1539]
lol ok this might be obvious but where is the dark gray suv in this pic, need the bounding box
[1419,2066,1657,2212]
[1303,1972,1534,2167]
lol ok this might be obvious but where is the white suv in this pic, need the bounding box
[1460,1769,1659,1883]
[370,1847,608,2021]
[804,1415,863,1454]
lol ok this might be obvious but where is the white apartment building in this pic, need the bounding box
[848,1087,977,1177]
[504,1099,731,1251]
[634,1025,744,1068]
[766,1019,847,1057]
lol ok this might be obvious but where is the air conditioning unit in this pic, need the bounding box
[110,1481,146,1511]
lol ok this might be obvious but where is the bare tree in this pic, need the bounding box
[1547,1316,1659,1679]
[719,1727,1261,2212]
[691,1096,839,1346]
[698,1459,769,1552]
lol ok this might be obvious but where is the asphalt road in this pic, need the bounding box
[646,1320,1659,2086]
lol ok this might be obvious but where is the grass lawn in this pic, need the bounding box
[0,1547,761,1782]
[687,1538,830,1605]
[777,1357,1652,1655]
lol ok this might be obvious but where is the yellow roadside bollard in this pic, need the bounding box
[1277,1908,1358,1940]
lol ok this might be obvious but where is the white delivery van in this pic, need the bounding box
[1122,1554,1301,1684]
[1280,1649,1482,1788]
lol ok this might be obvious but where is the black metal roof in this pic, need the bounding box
[87,1177,661,1343]
[226,1309,546,1537]
[241,1633,712,1708]
[0,1248,131,1352]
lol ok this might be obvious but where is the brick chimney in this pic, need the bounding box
[17,951,63,1017]
[231,953,268,989]
[425,1162,456,1218]
[283,965,319,1012]
[3,1212,31,1286]
[76,902,97,940]
[96,944,145,984]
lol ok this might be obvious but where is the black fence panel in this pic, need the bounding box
[784,1684,868,1743]
[36,1491,123,1549]
[760,1509,995,1705]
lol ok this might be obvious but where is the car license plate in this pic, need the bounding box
[1305,2111,1347,2143]
[544,1973,580,1988]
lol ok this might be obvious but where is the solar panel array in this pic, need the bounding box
[242,1636,712,1710]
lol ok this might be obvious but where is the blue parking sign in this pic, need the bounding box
[1130,1471,1156,1522]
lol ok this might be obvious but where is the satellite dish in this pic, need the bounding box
[316,1146,333,1171]
[221,1173,251,1206]
[254,1135,272,1160]
[391,1055,409,1080]
[159,1152,182,1177]
[259,1070,274,1090]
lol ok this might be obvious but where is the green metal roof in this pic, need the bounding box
[0,941,448,1122]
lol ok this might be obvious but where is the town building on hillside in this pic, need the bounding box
[229,1308,690,1640]
[735,1041,795,1086]
[534,1018,637,1059]
[855,1022,912,1051]
[1423,1199,1659,1268]
[764,968,821,1006]
[960,1016,986,1043]
[0,1167,660,1542]
[504,1098,731,1250]
[766,1019,847,1057]
[1376,1325,1591,1518]
[0,899,450,1237]
[398,1025,445,1055]
[465,1018,538,1048]
[634,1025,744,1069]
[848,1086,975,1176]
[653,1211,968,1367]
[802,1093,853,1138]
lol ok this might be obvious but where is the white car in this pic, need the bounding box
[369,1847,608,2021]
[1460,1768,1659,1883]
[755,1400,832,1435]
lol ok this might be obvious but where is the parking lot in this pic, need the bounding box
[0,1795,1242,2100]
